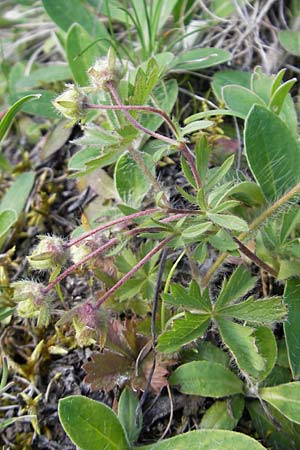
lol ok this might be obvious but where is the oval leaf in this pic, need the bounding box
[58,395,129,450]
[115,152,155,207]
[260,382,300,424]
[222,85,265,118]
[170,48,231,71]
[200,396,244,430]
[244,105,300,201]
[138,429,266,449]
[169,361,243,397]
[0,210,17,240]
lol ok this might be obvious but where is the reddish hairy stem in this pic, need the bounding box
[106,81,177,146]
[44,237,119,293]
[66,207,162,248]
[95,236,173,308]
[85,102,177,136]
[179,142,202,189]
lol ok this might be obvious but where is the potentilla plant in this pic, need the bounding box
[10,49,300,450]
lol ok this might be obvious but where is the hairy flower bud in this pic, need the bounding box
[12,280,53,327]
[27,235,68,270]
[88,48,123,91]
[52,84,83,123]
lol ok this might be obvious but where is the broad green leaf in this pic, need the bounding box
[138,429,266,450]
[278,30,300,56]
[200,396,244,430]
[284,279,300,378]
[0,210,17,240]
[244,105,300,201]
[225,181,264,206]
[114,152,155,207]
[207,213,248,232]
[9,90,59,119]
[0,171,35,216]
[58,395,129,450]
[169,361,244,397]
[15,64,71,90]
[157,313,210,353]
[222,85,265,118]
[217,319,265,378]
[260,382,300,424]
[215,266,256,309]
[269,79,297,115]
[0,94,40,143]
[212,70,251,102]
[42,0,109,38]
[247,400,300,450]
[170,48,231,71]
[66,23,106,86]
[118,387,142,444]
[182,222,212,240]
[220,296,286,324]
[181,120,213,136]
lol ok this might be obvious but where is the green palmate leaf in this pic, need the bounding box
[217,319,265,378]
[42,0,110,39]
[0,94,40,143]
[200,396,244,430]
[114,152,155,207]
[212,70,252,102]
[170,48,231,71]
[247,399,300,450]
[0,210,17,241]
[215,266,256,309]
[207,213,248,232]
[58,396,129,450]
[222,85,265,118]
[138,429,266,450]
[244,105,300,201]
[169,361,244,397]
[260,382,300,424]
[163,281,211,311]
[157,313,210,353]
[66,23,106,86]
[278,30,300,56]
[220,296,286,324]
[284,279,300,379]
[130,58,162,107]
[118,387,142,444]
[182,222,212,240]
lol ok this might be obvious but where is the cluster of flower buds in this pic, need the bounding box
[52,48,124,123]
[87,47,124,91]
[27,235,68,271]
[52,84,84,125]
[12,280,53,327]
